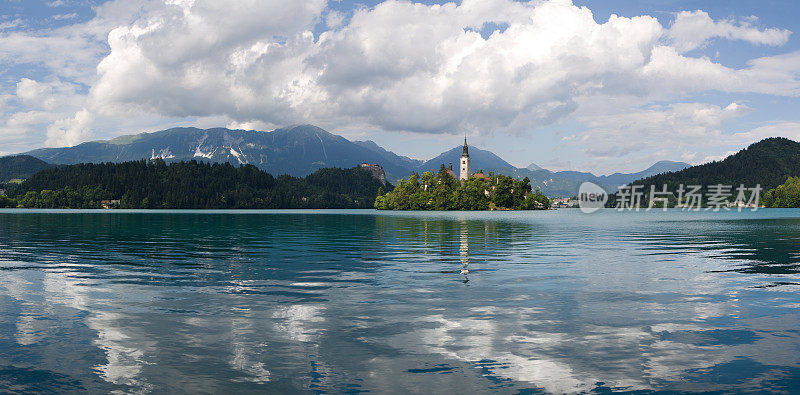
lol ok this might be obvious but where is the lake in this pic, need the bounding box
[1,209,799,393]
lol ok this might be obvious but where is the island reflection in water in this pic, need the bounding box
[0,209,799,393]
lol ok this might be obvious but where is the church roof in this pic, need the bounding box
[462,136,469,157]
[472,172,491,182]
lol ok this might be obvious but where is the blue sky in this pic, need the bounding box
[1,0,799,174]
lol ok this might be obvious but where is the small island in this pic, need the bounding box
[375,139,550,210]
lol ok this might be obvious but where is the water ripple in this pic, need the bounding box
[0,209,800,393]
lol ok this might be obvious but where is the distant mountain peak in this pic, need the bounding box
[353,140,382,151]
[419,144,514,174]
[650,159,689,166]
[642,160,691,173]
[526,163,543,171]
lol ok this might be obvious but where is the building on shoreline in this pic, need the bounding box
[100,200,120,209]
[551,198,579,208]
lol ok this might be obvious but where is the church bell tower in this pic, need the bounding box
[459,136,471,181]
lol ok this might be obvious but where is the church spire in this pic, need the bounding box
[459,135,471,181]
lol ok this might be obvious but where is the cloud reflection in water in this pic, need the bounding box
[0,210,799,393]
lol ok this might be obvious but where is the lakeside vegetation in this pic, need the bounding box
[0,160,388,209]
[375,165,550,210]
[764,177,800,208]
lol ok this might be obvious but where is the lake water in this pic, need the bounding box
[1,209,799,393]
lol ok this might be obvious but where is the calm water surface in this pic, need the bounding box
[1,209,800,393]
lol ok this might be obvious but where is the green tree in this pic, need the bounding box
[493,175,515,208]
[764,176,800,207]
[519,188,551,210]
[0,195,16,208]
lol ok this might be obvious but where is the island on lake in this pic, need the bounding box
[375,138,550,211]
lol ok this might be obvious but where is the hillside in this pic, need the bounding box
[5,160,389,209]
[0,155,53,183]
[631,138,800,191]
[353,140,423,169]
[25,125,417,181]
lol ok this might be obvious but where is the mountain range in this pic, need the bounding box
[25,125,415,183]
[10,124,690,196]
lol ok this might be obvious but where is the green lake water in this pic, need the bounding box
[0,209,799,393]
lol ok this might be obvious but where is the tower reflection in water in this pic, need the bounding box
[460,220,470,282]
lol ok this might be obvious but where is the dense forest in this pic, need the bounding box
[375,165,550,210]
[0,160,390,209]
[607,137,800,207]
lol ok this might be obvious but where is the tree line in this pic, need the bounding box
[0,159,389,209]
[375,164,550,210]
[764,177,800,208]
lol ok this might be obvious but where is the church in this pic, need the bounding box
[443,137,491,183]
[460,137,471,181]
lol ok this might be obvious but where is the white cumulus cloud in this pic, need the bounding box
[575,102,751,158]
[46,108,94,147]
[0,0,797,173]
[16,79,52,108]
[669,10,791,53]
[83,0,800,140]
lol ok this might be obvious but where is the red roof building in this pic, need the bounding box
[472,172,491,182]
[445,163,457,179]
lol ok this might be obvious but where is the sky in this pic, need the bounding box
[1,0,799,174]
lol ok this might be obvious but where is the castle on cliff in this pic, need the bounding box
[359,163,387,186]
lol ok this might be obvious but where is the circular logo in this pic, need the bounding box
[578,182,608,214]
